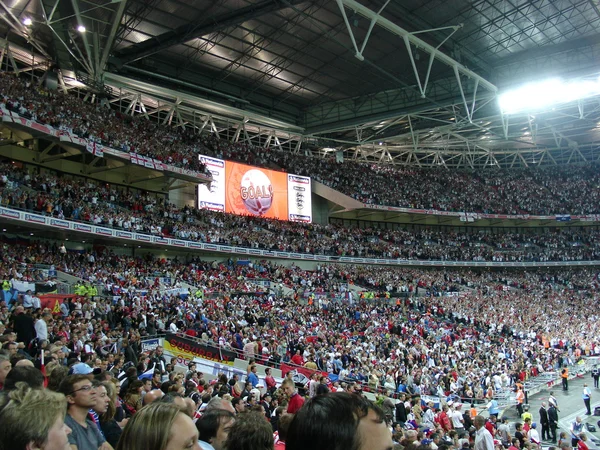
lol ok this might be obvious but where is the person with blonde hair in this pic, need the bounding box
[116,402,200,450]
[0,381,72,450]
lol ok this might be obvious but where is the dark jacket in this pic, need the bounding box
[539,406,549,425]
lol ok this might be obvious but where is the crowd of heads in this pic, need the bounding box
[3,71,600,218]
[1,159,600,263]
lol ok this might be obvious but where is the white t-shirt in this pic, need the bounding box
[451,410,465,428]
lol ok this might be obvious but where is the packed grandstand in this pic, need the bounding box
[0,16,599,450]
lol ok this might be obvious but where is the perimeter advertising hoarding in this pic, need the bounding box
[164,333,237,365]
[197,155,312,222]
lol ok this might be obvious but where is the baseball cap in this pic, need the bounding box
[69,363,93,375]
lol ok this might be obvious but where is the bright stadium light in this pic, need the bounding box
[77,25,86,33]
[22,17,32,26]
[498,77,600,114]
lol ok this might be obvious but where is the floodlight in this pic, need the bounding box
[77,25,86,32]
[499,77,600,114]
[22,17,32,26]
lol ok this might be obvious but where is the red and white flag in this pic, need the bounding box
[86,141,104,157]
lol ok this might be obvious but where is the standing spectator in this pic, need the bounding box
[247,364,259,388]
[34,311,52,342]
[282,379,304,414]
[11,306,35,347]
[474,415,495,450]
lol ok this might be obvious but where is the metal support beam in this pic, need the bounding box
[336,0,497,94]
[99,0,128,74]
[116,0,308,64]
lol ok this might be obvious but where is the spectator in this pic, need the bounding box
[223,411,274,450]
[0,382,72,450]
[59,374,109,450]
[116,402,200,450]
[286,392,392,450]
[196,409,235,450]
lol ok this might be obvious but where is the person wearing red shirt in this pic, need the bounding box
[282,379,304,414]
[265,367,277,393]
[291,350,304,367]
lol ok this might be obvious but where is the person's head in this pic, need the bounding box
[287,392,393,450]
[93,382,111,416]
[143,379,153,392]
[511,438,520,448]
[515,423,522,431]
[0,353,11,385]
[143,389,165,406]
[128,379,144,395]
[3,366,44,391]
[575,416,582,424]
[0,382,72,450]
[231,397,246,414]
[278,413,294,443]
[281,379,295,397]
[196,410,235,450]
[224,411,273,450]
[100,381,117,422]
[159,393,187,410]
[59,374,96,412]
[206,396,236,415]
[116,402,200,450]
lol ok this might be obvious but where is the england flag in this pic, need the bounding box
[86,141,104,157]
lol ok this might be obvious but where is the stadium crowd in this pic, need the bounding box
[0,71,599,450]
[1,160,599,262]
[2,71,600,217]
[0,237,597,449]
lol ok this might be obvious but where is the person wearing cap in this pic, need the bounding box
[527,422,541,447]
[474,415,494,450]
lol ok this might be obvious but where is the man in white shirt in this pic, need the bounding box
[451,404,465,434]
[34,311,52,341]
[474,415,495,450]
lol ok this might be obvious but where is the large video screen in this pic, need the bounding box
[197,156,312,223]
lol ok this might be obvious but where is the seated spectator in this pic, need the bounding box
[0,382,72,450]
[59,374,109,450]
[196,409,235,450]
[115,402,200,450]
[223,411,274,450]
[287,392,393,450]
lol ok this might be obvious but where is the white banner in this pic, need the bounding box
[1,206,599,268]
[287,173,312,223]
[197,154,226,212]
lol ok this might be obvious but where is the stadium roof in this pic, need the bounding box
[1,0,600,167]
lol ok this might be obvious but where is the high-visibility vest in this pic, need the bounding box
[2,280,10,291]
